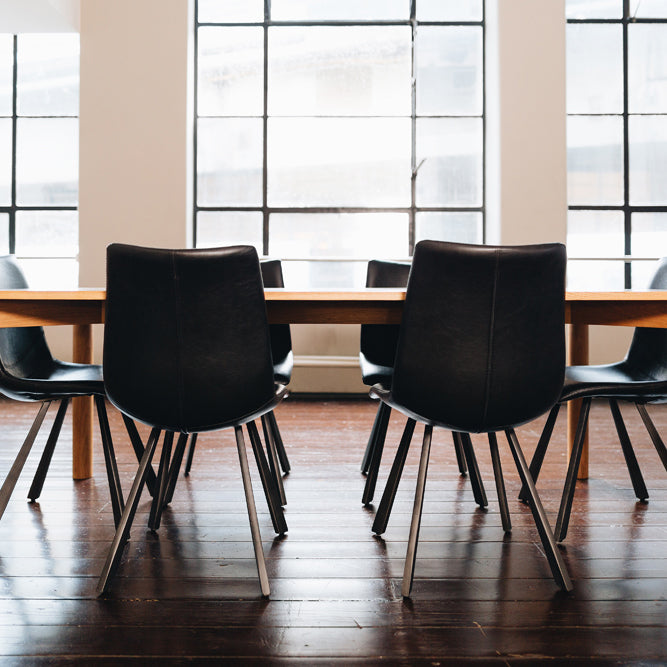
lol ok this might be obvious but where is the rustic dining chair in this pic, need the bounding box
[97,244,287,597]
[521,256,667,542]
[369,240,572,596]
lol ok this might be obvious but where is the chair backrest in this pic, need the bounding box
[0,256,54,385]
[104,244,276,433]
[261,259,292,371]
[391,240,566,433]
[360,260,411,370]
[624,257,667,382]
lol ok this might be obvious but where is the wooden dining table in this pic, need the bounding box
[0,287,666,481]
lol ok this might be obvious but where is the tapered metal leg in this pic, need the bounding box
[459,433,488,508]
[635,403,667,472]
[28,398,70,501]
[97,427,160,596]
[122,413,158,496]
[488,432,511,533]
[268,411,290,474]
[609,399,648,501]
[362,402,391,505]
[95,396,125,527]
[163,432,189,506]
[0,402,51,521]
[148,431,174,531]
[555,397,592,542]
[235,425,270,597]
[505,428,573,592]
[519,403,561,502]
[453,431,467,475]
[372,418,416,535]
[361,402,384,474]
[247,421,287,535]
[184,433,198,476]
[402,424,433,598]
[262,414,286,506]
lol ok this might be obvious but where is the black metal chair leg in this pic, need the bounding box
[361,402,384,474]
[488,432,511,533]
[121,413,158,496]
[372,418,416,535]
[28,398,70,502]
[555,397,592,542]
[459,433,488,508]
[97,427,161,596]
[362,401,391,505]
[402,424,433,598]
[184,433,198,476]
[247,421,287,535]
[0,401,51,522]
[453,431,467,475]
[148,431,174,532]
[519,403,561,502]
[635,402,667,471]
[261,414,286,506]
[163,433,189,506]
[267,411,290,474]
[505,428,573,592]
[95,396,125,527]
[609,399,648,501]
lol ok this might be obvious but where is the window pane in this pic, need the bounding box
[632,259,662,288]
[630,115,667,205]
[0,35,12,116]
[416,27,483,116]
[567,115,623,205]
[16,118,78,206]
[270,213,408,258]
[415,212,483,245]
[0,213,9,254]
[632,212,667,257]
[197,27,263,116]
[567,24,622,114]
[18,258,78,288]
[0,118,11,205]
[566,0,622,19]
[416,118,483,207]
[281,260,368,288]
[567,210,624,257]
[17,34,79,117]
[629,24,667,114]
[268,118,411,207]
[197,118,263,206]
[198,0,264,23]
[15,210,78,257]
[630,0,667,17]
[271,0,409,21]
[269,27,411,116]
[417,0,482,21]
[567,260,625,289]
[196,211,263,250]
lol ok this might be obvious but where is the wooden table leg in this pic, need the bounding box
[72,324,94,479]
[568,323,589,480]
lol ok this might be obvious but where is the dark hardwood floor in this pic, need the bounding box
[0,395,666,665]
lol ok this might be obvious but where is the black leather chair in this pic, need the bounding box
[0,255,124,527]
[360,260,484,509]
[183,259,292,504]
[96,244,288,597]
[370,240,572,596]
[522,256,667,542]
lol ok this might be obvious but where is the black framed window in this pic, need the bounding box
[0,33,79,287]
[566,0,667,289]
[194,0,485,286]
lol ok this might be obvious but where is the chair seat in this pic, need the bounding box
[561,362,667,402]
[360,352,393,387]
[272,351,293,386]
[1,360,104,401]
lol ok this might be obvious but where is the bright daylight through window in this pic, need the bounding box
[194,0,485,287]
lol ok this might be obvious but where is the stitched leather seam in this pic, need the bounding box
[481,250,499,427]
[171,251,186,431]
